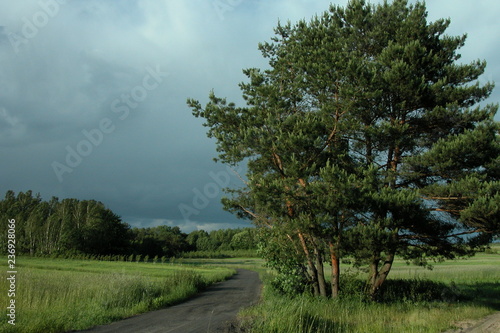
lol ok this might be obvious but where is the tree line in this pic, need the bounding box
[0,190,257,258]
[188,0,500,299]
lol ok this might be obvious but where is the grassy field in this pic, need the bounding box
[0,257,235,333]
[1,245,498,333]
[238,244,500,333]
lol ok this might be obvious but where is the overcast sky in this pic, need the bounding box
[1,0,499,233]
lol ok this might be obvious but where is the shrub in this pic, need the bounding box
[269,266,310,296]
[379,279,464,303]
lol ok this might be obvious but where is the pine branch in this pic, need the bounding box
[422,196,472,201]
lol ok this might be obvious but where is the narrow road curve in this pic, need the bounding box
[80,269,261,333]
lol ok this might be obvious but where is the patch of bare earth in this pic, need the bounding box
[444,312,500,333]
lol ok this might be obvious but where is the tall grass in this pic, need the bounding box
[0,257,234,333]
[242,273,494,333]
[240,247,500,333]
[246,293,493,332]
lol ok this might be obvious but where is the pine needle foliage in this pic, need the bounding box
[188,0,499,299]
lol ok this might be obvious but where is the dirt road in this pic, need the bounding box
[81,269,261,333]
[444,312,500,333]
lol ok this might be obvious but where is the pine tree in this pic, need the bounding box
[188,0,499,299]
[330,0,499,298]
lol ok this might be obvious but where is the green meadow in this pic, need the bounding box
[1,245,499,333]
[0,257,234,333]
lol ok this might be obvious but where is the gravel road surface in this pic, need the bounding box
[80,269,261,333]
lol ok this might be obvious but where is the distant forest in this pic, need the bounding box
[0,190,257,258]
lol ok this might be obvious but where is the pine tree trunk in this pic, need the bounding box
[298,232,320,296]
[368,253,395,300]
[314,248,327,297]
[368,258,380,295]
[329,241,340,298]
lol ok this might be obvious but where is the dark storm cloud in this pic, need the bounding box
[0,0,498,232]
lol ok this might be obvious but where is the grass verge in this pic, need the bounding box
[0,257,234,333]
[238,246,500,332]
